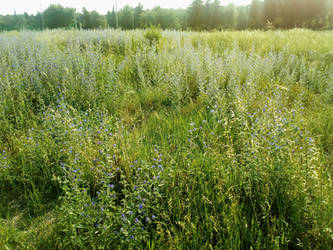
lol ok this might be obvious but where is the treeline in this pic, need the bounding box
[0,0,332,31]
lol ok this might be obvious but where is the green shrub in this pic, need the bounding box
[144,26,162,45]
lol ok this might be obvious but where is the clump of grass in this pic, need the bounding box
[144,26,162,46]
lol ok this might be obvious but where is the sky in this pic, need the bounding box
[0,0,252,15]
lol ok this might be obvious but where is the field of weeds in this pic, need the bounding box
[0,29,332,249]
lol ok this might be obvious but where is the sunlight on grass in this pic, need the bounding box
[0,29,332,249]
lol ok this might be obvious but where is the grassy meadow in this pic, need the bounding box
[0,29,332,249]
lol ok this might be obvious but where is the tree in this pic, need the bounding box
[202,0,213,30]
[152,7,177,29]
[80,8,90,29]
[80,8,106,29]
[237,6,250,30]
[90,10,107,29]
[44,4,76,29]
[106,8,117,28]
[221,4,237,29]
[282,0,304,28]
[304,0,327,24]
[134,4,143,29]
[119,5,134,29]
[27,12,43,30]
[0,16,4,30]
[263,0,280,26]
[249,0,264,29]
[211,0,222,30]
[188,0,204,30]
[140,10,156,27]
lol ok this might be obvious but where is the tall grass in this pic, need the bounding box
[0,29,332,249]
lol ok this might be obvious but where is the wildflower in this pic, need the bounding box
[131,235,134,239]
[152,215,156,219]
[263,106,267,112]
[135,217,139,223]
[139,203,143,209]
[108,184,114,188]
[146,217,150,222]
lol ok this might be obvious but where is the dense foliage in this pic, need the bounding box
[0,29,332,249]
[0,0,333,31]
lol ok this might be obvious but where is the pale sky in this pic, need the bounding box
[0,0,252,15]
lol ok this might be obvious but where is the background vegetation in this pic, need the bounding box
[0,0,333,31]
[0,28,332,249]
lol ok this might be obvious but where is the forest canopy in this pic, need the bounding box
[0,0,332,31]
